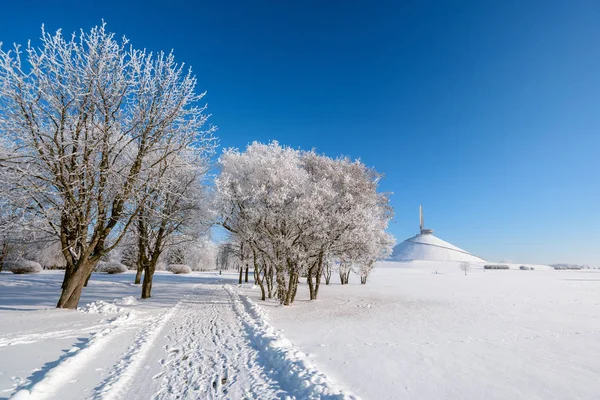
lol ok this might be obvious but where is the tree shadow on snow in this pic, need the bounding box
[11,337,90,395]
[0,271,239,310]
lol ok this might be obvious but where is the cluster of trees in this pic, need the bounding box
[0,23,397,310]
[0,24,216,308]
[216,142,394,305]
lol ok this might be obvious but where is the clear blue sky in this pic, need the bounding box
[1,1,599,266]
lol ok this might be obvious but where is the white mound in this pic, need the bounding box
[391,233,486,263]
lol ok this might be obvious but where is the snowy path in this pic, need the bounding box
[138,284,353,400]
[7,280,355,400]
[148,285,282,399]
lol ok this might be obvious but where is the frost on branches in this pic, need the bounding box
[0,23,216,308]
[216,141,394,305]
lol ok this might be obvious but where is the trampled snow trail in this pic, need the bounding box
[8,281,355,400]
[145,284,356,400]
[152,286,281,399]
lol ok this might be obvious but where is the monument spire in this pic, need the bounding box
[419,205,434,235]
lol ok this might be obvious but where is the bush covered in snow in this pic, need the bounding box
[484,264,509,270]
[519,266,534,271]
[96,262,128,274]
[167,264,192,274]
[3,260,43,274]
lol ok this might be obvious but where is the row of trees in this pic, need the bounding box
[0,24,216,308]
[216,142,394,305]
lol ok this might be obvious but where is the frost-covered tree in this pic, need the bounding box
[460,261,472,276]
[0,23,215,308]
[135,151,213,298]
[181,237,218,271]
[216,141,394,305]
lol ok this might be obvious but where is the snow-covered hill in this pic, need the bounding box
[391,233,486,262]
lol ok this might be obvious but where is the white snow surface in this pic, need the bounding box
[2,263,600,399]
[0,271,355,400]
[391,233,486,262]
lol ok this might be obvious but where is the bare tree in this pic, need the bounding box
[460,262,472,276]
[0,23,215,308]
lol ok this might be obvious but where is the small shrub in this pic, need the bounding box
[4,260,43,274]
[167,264,192,274]
[484,264,510,270]
[97,262,128,274]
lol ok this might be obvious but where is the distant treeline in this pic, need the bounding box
[550,264,590,270]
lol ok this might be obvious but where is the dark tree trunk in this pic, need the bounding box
[135,263,143,284]
[238,265,243,284]
[141,262,156,299]
[245,265,249,283]
[284,271,295,306]
[0,242,8,273]
[266,266,273,298]
[311,252,324,300]
[84,271,93,287]
[339,269,351,285]
[57,260,97,309]
[361,276,367,284]
[61,265,74,289]
[290,272,299,303]
[251,249,266,301]
[324,264,332,285]
[276,265,287,305]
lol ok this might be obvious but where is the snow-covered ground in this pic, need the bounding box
[0,271,355,400]
[239,261,600,400]
[1,262,599,399]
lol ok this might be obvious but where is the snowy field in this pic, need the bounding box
[1,263,600,399]
[240,261,600,400]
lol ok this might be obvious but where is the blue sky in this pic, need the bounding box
[1,1,599,265]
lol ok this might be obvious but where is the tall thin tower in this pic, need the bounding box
[419,205,434,235]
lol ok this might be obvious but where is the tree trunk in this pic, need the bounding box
[135,263,143,284]
[84,271,93,287]
[266,266,273,298]
[361,275,367,284]
[312,252,324,300]
[251,248,266,301]
[141,261,156,299]
[324,264,331,285]
[290,273,299,303]
[61,265,74,289]
[238,265,243,284]
[57,260,97,309]
[276,266,288,305]
[0,242,8,273]
[284,271,295,306]
[245,264,249,283]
